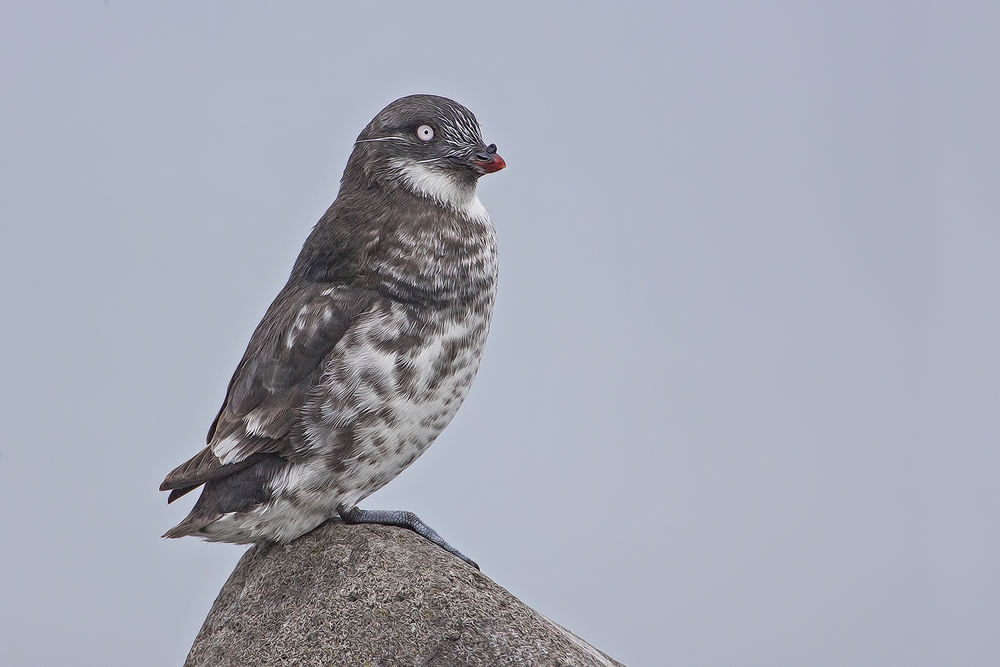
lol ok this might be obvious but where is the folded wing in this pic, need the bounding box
[160,283,378,501]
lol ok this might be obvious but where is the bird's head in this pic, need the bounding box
[344,94,505,211]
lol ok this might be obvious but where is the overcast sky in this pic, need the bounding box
[1,3,998,666]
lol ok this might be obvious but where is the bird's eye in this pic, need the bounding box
[416,125,435,142]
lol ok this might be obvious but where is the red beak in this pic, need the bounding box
[474,153,506,174]
[471,143,506,174]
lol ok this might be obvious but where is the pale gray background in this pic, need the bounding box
[1,3,998,666]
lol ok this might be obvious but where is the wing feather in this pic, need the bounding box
[160,283,378,493]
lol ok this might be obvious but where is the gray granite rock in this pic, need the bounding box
[184,520,624,667]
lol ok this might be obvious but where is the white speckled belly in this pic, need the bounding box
[201,299,493,545]
[205,295,493,544]
[312,297,493,503]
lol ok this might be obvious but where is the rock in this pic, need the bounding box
[184,520,625,667]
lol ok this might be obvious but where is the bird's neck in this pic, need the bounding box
[388,160,482,219]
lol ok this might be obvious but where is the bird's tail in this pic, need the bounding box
[161,453,285,541]
[162,512,216,540]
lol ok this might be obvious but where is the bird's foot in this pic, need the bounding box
[339,506,479,570]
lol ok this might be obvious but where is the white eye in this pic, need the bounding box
[416,124,435,142]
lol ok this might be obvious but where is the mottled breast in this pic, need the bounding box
[300,204,498,510]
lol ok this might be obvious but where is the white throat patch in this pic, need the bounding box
[392,160,487,221]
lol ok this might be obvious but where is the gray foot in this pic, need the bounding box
[339,506,479,570]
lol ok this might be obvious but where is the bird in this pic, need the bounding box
[159,94,505,569]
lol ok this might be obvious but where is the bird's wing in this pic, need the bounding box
[159,282,378,496]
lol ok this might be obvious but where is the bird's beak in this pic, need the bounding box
[470,143,506,175]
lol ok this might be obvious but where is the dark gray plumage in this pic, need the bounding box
[160,95,505,567]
